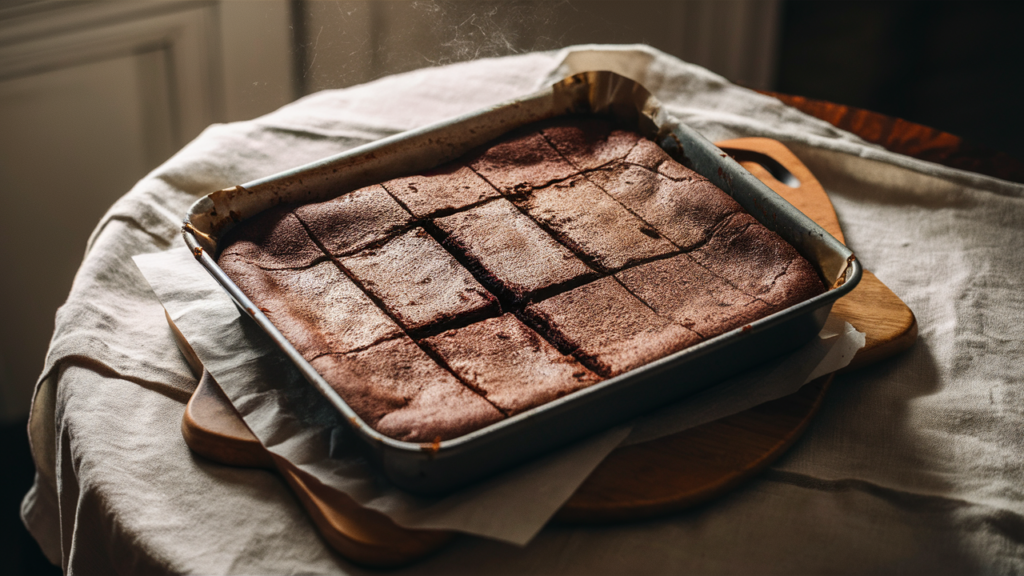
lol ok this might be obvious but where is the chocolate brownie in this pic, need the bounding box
[382,162,499,218]
[516,175,677,272]
[433,199,597,303]
[219,206,323,269]
[339,228,500,333]
[311,337,504,442]
[586,161,741,250]
[540,117,641,171]
[467,129,578,194]
[523,277,701,377]
[218,116,829,443]
[295,184,413,256]
[689,212,826,310]
[219,257,401,360]
[616,254,770,339]
[622,138,696,181]
[423,314,600,415]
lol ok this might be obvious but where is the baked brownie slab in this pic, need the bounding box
[586,161,740,250]
[219,258,402,360]
[467,130,578,194]
[219,206,323,269]
[339,228,500,333]
[295,184,413,256]
[517,175,677,273]
[433,199,596,303]
[423,314,601,416]
[540,117,641,171]
[523,276,701,377]
[616,254,770,339]
[219,117,831,444]
[382,162,499,218]
[311,337,504,442]
[689,213,826,309]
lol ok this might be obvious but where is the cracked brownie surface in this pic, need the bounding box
[217,116,826,441]
[423,314,600,416]
[220,258,402,360]
[523,276,702,377]
[339,227,499,334]
[515,175,677,273]
[434,198,596,303]
[616,254,770,339]
[295,184,413,256]
[311,337,504,442]
[586,157,742,250]
[382,161,498,218]
[219,206,324,270]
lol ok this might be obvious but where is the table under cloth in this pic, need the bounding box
[21,45,1024,574]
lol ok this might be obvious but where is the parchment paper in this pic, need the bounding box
[134,246,863,545]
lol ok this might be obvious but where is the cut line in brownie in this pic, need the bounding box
[219,257,402,360]
[539,116,642,171]
[433,198,597,304]
[382,161,500,219]
[523,276,701,378]
[616,254,770,339]
[586,160,741,251]
[689,212,826,309]
[339,227,500,334]
[466,129,578,195]
[218,205,324,270]
[423,314,601,416]
[311,337,505,442]
[516,174,677,273]
[294,184,413,256]
[621,138,699,181]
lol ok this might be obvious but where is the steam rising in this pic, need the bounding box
[296,1,574,91]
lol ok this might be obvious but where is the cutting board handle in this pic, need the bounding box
[717,137,845,244]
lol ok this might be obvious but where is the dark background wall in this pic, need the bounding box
[775,0,1024,160]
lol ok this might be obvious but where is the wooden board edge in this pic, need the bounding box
[556,374,834,522]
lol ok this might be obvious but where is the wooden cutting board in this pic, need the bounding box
[174,137,916,566]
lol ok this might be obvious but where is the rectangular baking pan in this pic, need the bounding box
[183,71,862,494]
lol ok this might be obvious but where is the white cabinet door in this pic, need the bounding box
[0,1,295,422]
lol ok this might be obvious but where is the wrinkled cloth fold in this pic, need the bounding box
[22,45,1024,574]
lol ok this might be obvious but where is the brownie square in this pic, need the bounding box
[311,337,504,442]
[586,161,740,250]
[517,175,677,273]
[616,254,770,339]
[622,139,695,181]
[689,213,826,309]
[433,199,596,303]
[423,314,601,416]
[382,162,499,218]
[339,228,499,333]
[219,258,401,360]
[218,206,324,269]
[466,130,578,194]
[294,184,413,256]
[540,117,641,171]
[523,276,701,377]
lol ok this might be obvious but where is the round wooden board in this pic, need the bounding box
[176,137,917,565]
[557,373,833,522]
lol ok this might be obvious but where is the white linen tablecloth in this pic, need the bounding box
[22,45,1024,574]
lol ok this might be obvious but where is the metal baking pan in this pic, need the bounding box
[183,71,862,494]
